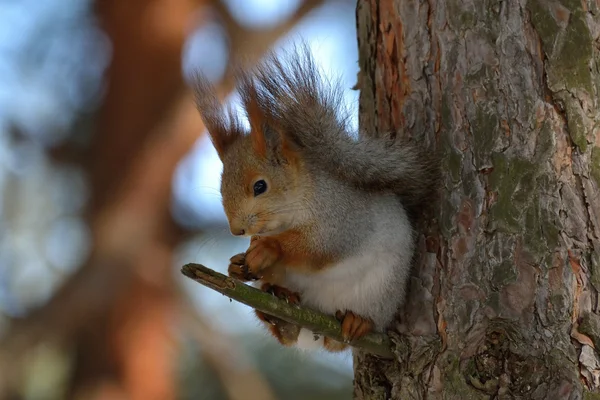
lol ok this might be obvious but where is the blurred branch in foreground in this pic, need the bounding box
[0,0,333,398]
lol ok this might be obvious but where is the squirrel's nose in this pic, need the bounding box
[231,228,245,236]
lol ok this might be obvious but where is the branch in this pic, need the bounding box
[181,263,394,359]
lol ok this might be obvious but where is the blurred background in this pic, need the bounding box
[0,0,360,399]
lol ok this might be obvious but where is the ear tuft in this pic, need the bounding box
[241,41,347,153]
[192,72,243,159]
[239,74,268,158]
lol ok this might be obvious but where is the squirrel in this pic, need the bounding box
[192,43,439,353]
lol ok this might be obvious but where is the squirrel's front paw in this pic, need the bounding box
[227,253,259,281]
[335,310,374,342]
[245,237,282,278]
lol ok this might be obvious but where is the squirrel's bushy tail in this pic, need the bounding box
[240,42,440,215]
[325,136,440,214]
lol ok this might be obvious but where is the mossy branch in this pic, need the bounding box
[181,263,393,358]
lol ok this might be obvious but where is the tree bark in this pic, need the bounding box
[355,0,600,398]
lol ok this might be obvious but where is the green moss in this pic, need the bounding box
[584,392,600,400]
[527,0,593,157]
[591,147,600,185]
[550,12,593,91]
[528,0,593,92]
[527,0,559,51]
[472,105,500,165]
[488,153,536,233]
[487,150,558,256]
[488,200,520,233]
[590,251,600,292]
[512,170,536,204]
[563,97,588,152]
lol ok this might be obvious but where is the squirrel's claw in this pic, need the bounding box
[227,253,259,281]
[337,310,374,342]
[261,283,301,305]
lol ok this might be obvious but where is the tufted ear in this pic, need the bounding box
[192,72,243,160]
[267,118,301,167]
[239,75,268,158]
[239,73,301,166]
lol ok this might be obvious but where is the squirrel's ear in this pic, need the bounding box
[239,76,269,158]
[192,73,242,160]
[239,71,299,165]
[244,87,269,158]
[281,136,300,166]
[268,120,301,166]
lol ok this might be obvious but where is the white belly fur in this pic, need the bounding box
[284,207,413,331]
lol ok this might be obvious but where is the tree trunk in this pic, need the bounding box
[354,0,600,398]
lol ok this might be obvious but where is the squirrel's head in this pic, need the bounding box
[219,134,308,237]
[193,72,310,238]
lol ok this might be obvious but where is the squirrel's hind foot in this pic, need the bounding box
[261,283,301,305]
[255,283,302,346]
[323,337,348,352]
[335,310,374,342]
[256,309,348,352]
[255,310,301,346]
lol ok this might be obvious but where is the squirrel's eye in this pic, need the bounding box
[253,180,268,196]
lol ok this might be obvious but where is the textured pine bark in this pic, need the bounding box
[355,0,600,398]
